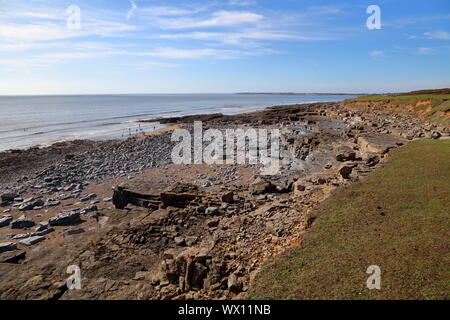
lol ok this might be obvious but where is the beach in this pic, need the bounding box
[0,99,448,299]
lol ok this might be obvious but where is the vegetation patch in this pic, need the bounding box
[249,140,450,300]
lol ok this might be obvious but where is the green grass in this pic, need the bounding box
[352,94,450,102]
[347,93,450,125]
[249,140,450,300]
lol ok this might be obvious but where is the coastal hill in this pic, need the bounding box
[344,89,450,126]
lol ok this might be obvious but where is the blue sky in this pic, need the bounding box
[0,0,449,94]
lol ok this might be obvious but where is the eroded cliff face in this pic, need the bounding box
[343,98,450,126]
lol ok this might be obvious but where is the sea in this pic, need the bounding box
[0,94,356,152]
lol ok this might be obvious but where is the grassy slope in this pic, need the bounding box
[347,93,450,126]
[249,140,450,300]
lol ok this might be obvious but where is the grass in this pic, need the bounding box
[352,94,450,102]
[347,93,450,125]
[249,140,450,300]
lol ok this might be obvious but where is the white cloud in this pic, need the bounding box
[158,30,327,44]
[416,47,436,54]
[154,11,263,29]
[129,61,177,71]
[369,50,384,57]
[423,31,450,40]
[136,47,241,59]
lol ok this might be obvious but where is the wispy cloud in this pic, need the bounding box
[151,10,264,29]
[423,31,450,40]
[369,50,384,57]
[416,47,436,55]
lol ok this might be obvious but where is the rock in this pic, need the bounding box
[174,237,186,246]
[227,273,243,294]
[338,165,353,179]
[80,193,96,202]
[103,197,112,202]
[206,218,220,228]
[81,205,97,214]
[36,228,55,236]
[249,178,276,195]
[205,207,219,215]
[0,249,26,263]
[221,192,234,203]
[357,134,405,154]
[0,242,17,253]
[335,149,356,162]
[0,216,13,228]
[10,215,35,229]
[431,131,441,139]
[13,233,34,240]
[49,210,81,226]
[1,193,17,202]
[63,228,85,238]
[18,198,44,211]
[18,202,34,211]
[19,235,45,246]
[44,199,60,207]
[293,181,306,194]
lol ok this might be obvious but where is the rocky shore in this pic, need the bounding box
[0,101,448,300]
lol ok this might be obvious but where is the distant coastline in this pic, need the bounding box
[236,92,367,96]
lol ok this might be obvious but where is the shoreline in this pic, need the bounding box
[0,100,449,300]
[0,98,353,153]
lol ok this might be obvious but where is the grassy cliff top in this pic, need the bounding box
[250,140,450,300]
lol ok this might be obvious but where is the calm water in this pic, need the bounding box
[0,94,355,151]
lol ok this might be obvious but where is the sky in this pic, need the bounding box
[0,0,449,95]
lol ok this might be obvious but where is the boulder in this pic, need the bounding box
[0,249,26,263]
[249,178,276,195]
[63,228,85,238]
[10,215,35,229]
[227,273,243,294]
[205,207,219,215]
[19,236,45,246]
[49,210,81,226]
[338,165,353,179]
[1,193,17,202]
[0,242,17,253]
[80,193,96,202]
[221,192,234,203]
[0,216,13,228]
[357,134,405,154]
[335,149,356,162]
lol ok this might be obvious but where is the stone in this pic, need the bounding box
[49,210,81,226]
[249,178,276,195]
[0,216,13,228]
[227,273,243,294]
[205,207,219,215]
[19,235,45,246]
[174,237,186,246]
[293,181,306,194]
[0,249,26,263]
[0,242,17,253]
[335,149,356,162]
[10,215,35,229]
[63,228,85,238]
[37,228,55,236]
[206,218,220,228]
[81,205,97,214]
[1,193,17,202]
[357,134,405,154]
[338,165,353,179]
[221,192,234,203]
[80,193,96,202]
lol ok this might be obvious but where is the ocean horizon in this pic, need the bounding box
[0,93,356,152]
